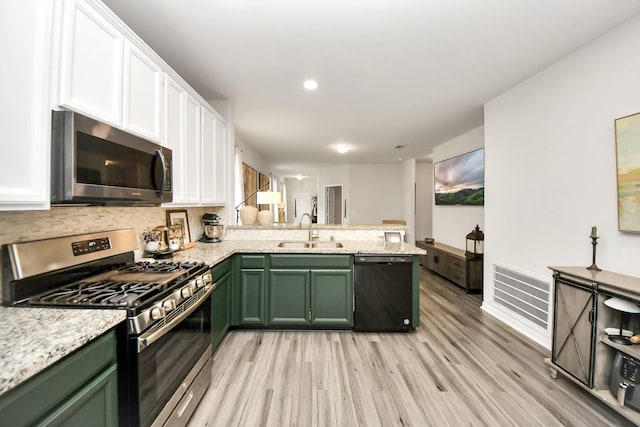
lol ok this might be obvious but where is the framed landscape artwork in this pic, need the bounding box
[434,148,485,206]
[615,112,640,232]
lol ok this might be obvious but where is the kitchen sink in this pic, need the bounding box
[276,241,343,249]
[310,241,343,248]
[277,241,311,248]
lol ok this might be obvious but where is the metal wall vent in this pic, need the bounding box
[493,264,550,330]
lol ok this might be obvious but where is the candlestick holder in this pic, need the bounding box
[587,236,601,271]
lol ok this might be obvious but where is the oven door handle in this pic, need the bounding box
[137,283,216,353]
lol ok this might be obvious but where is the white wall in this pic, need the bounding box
[432,126,485,248]
[484,14,640,347]
[416,162,433,240]
[349,163,404,224]
[401,159,416,243]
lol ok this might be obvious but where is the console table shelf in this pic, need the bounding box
[422,242,482,293]
[548,266,640,425]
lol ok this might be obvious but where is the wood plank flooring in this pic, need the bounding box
[188,267,633,426]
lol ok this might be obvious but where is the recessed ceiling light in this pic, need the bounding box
[297,175,304,180]
[303,80,318,91]
[337,145,349,154]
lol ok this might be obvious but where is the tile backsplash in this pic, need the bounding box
[0,205,224,300]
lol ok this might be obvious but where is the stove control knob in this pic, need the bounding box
[150,307,165,320]
[163,299,176,312]
[195,277,204,288]
[181,286,193,298]
[202,273,212,284]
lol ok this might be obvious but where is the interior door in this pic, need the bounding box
[552,276,597,387]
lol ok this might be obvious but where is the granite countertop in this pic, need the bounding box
[0,307,125,397]
[171,240,426,265]
[0,239,423,398]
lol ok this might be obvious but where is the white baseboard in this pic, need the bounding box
[481,301,551,350]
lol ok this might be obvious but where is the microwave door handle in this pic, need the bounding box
[155,149,167,197]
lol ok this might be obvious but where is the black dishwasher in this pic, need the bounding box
[353,255,413,332]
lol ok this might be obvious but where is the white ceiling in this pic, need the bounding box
[104,0,640,175]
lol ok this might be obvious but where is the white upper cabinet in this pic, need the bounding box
[213,117,228,203]
[0,0,54,210]
[123,41,163,143]
[163,74,186,204]
[201,108,217,204]
[58,0,124,126]
[184,94,202,204]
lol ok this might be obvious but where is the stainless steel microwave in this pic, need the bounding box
[51,110,172,205]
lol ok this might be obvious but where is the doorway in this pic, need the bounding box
[325,185,343,224]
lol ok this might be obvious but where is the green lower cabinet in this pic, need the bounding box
[0,331,118,427]
[211,270,231,351]
[311,270,353,327]
[239,269,266,325]
[268,264,353,329]
[269,270,310,325]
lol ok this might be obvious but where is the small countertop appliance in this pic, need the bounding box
[198,213,223,243]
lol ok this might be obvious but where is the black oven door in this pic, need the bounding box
[118,292,212,427]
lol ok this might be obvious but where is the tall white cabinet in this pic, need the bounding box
[0,1,54,210]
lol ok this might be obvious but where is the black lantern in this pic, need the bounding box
[465,225,484,258]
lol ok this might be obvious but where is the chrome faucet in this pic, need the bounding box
[299,213,313,241]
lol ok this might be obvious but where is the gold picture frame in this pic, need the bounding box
[616,112,640,232]
[166,209,191,244]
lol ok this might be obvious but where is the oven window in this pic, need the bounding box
[136,299,211,427]
[76,132,160,190]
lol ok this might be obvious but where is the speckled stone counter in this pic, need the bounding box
[171,240,425,265]
[0,307,125,397]
[0,237,423,398]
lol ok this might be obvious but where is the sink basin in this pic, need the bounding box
[276,241,343,249]
[277,241,311,248]
[310,241,343,248]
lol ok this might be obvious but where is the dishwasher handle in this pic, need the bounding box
[355,255,412,263]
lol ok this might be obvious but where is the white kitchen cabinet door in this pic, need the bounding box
[58,0,124,127]
[0,0,53,210]
[201,108,216,204]
[213,118,227,203]
[184,94,201,204]
[122,41,163,143]
[163,75,186,204]
[201,109,227,205]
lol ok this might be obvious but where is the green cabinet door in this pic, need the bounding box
[269,270,310,325]
[0,331,118,427]
[211,271,231,351]
[239,269,266,325]
[311,270,353,328]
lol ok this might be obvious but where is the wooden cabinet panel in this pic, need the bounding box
[239,269,266,325]
[425,243,482,293]
[311,270,353,327]
[0,331,117,427]
[59,0,124,126]
[122,41,163,142]
[269,270,310,325]
[552,276,596,387]
[211,271,231,352]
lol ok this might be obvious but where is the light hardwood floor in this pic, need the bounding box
[188,267,632,426]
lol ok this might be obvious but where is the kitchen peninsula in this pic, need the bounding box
[0,224,425,415]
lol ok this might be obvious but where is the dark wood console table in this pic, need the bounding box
[418,241,482,293]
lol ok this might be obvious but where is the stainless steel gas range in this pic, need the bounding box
[2,228,213,427]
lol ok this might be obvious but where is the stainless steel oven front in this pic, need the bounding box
[118,284,214,427]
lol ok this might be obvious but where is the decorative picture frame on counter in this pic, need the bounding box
[615,111,640,232]
[166,209,191,244]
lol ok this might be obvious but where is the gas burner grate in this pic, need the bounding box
[119,261,202,274]
[33,281,165,307]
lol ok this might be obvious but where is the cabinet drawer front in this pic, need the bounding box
[239,255,266,269]
[270,254,352,269]
[0,331,116,427]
